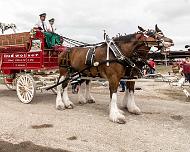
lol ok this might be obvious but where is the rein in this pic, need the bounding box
[46,33,161,89]
[62,36,105,48]
[47,59,128,90]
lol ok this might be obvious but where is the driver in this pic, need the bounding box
[47,18,56,33]
[35,13,47,32]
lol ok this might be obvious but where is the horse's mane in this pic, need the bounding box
[100,33,137,48]
[113,33,136,42]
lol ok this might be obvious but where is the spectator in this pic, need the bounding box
[148,58,156,74]
[183,57,190,82]
[119,81,126,92]
[142,65,149,75]
[172,62,180,74]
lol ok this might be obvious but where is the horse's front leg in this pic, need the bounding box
[85,80,95,103]
[56,76,66,110]
[109,77,125,124]
[122,81,141,114]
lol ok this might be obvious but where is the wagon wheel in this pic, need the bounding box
[4,78,16,91]
[16,74,36,104]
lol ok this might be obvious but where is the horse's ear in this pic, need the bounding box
[138,26,146,32]
[155,24,162,32]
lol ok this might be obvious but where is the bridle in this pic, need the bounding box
[126,32,162,77]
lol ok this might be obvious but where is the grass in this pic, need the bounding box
[156,65,172,74]
[0,75,4,84]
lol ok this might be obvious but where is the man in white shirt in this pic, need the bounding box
[35,13,47,32]
[35,15,61,48]
[47,18,56,33]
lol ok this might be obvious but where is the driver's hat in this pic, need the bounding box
[39,13,46,17]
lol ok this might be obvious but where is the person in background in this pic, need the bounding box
[148,58,156,74]
[35,13,47,32]
[185,57,190,64]
[119,81,126,92]
[183,57,190,82]
[172,62,180,74]
[70,74,81,94]
[142,65,149,76]
[47,18,56,33]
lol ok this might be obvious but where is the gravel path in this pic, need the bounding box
[0,81,190,152]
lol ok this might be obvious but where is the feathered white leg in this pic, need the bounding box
[85,81,95,103]
[56,76,65,110]
[126,89,141,114]
[62,86,74,109]
[78,82,87,104]
[109,93,125,124]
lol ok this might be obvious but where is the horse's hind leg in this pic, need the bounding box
[78,81,87,104]
[85,80,95,103]
[109,77,125,124]
[123,81,141,114]
[56,76,66,110]
[62,86,74,109]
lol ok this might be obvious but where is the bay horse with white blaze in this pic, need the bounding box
[77,25,173,123]
[121,25,173,117]
[56,26,163,124]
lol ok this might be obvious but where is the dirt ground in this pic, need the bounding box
[0,80,190,152]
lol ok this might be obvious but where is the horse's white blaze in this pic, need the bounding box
[163,42,173,48]
[78,82,87,104]
[56,76,65,109]
[109,93,125,122]
[85,82,95,102]
[127,90,141,114]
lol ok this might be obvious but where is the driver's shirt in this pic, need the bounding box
[47,24,56,33]
[35,20,47,32]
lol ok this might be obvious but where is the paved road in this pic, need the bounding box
[0,82,190,152]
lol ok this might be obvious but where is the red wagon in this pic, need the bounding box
[0,29,66,103]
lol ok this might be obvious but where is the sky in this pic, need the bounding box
[0,0,189,51]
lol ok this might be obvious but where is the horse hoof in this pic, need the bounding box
[117,119,126,124]
[66,104,74,109]
[87,99,95,104]
[65,101,74,109]
[67,106,73,109]
[128,108,141,115]
[109,113,126,124]
[79,100,87,104]
[56,105,65,110]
